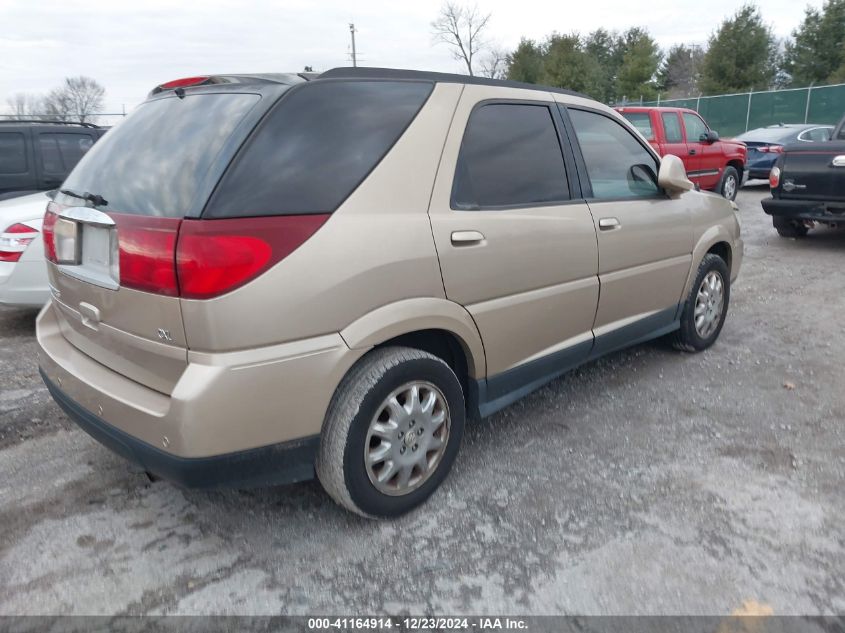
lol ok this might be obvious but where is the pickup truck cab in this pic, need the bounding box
[0,121,107,202]
[617,106,747,200]
[762,113,845,237]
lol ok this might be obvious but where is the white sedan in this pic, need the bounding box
[0,191,51,308]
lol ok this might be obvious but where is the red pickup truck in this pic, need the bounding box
[616,106,747,200]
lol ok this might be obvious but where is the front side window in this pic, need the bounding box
[452,103,569,209]
[621,113,654,141]
[661,113,684,143]
[682,112,708,143]
[39,133,95,174]
[569,108,660,200]
[0,133,27,174]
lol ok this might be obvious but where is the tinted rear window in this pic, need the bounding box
[205,80,433,218]
[39,133,94,174]
[59,93,261,217]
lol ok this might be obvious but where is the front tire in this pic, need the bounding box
[672,254,730,352]
[719,166,740,201]
[773,216,809,238]
[316,347,465,519]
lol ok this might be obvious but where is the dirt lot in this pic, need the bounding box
[0,186,843,616]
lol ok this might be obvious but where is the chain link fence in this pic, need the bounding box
[619,83,845,138]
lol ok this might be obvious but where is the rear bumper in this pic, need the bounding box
[761,197,845,222]
[41,368,319,489]
[37,300,366,485]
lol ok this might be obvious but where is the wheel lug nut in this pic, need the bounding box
[418,428,424,436]
[398,431,404,438]
[400,447,406,454]
[412,444,418,451]
[409,420,415,427]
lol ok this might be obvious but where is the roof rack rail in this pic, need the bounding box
[0,119,101,128]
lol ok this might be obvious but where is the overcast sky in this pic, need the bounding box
[0,0,825,115]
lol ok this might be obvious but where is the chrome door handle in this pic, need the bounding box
[598,217,621,231]
[451,230,485,245]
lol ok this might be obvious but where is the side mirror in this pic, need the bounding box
[658,154,694,194]
[700,130,720,144]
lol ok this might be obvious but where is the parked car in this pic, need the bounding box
[0,121,107,202]
[37,68,743,518]
[616,106,747,200]
[762,113,845,237]
[0,191,51,307]
[735,123,835,181]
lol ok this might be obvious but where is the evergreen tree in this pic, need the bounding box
[616,28,662,101]
[700,4,777,94]
[506,38,545,84]
[784,0,845,85]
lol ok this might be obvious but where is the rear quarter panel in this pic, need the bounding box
[179,83,465,353]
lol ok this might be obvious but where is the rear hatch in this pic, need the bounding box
[778,141,845,201]
[43,86,277,394]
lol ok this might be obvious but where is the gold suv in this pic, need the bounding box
[36,68,743,518]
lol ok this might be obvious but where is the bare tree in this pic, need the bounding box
[432,2,491,76]
[479,46,508,79]
[42,76,105,123]
[5,93,42,118]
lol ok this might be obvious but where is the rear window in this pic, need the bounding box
[735,127,797,144]
[621,113,654,140]
[205,80,433,218]
[59,93,261,217]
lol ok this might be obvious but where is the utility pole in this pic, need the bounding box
[349,23,358,67]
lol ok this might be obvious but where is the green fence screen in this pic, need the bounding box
[626,83,845,137]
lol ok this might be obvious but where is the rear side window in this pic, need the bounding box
[798,127,832,142]
[205,80,433,218]
[0,133,27,174]
[60,93,261,217]
[621,113,654,140]
[39,133,94,173]
[661,113,684,143]
[569,108,660,200]
[452,103,569,209]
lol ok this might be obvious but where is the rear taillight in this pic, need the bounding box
[43,203,61,263]
[760,145,784,154]
[769,166,781,189]
[0,223,39,263]
[111,214,181,296]
[176,215,329,299]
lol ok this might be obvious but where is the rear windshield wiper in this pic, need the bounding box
[59,188,109,208]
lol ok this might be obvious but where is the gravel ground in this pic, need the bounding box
[0,186,843,616]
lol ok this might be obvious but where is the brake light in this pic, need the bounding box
[760,145,784,154]
[770,166,781,189]
[43,205,60,263]
[176,215,329,299]
[0,223,39,263]
[158,76,211,90]
[112,214,181,296]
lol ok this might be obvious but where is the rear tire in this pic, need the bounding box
[316,347,465,519]
[773,216,809,238]
[719,166,740,201]
[672,254,730,353]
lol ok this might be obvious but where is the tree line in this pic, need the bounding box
[434,0,845,102]
[5,76,106,123]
